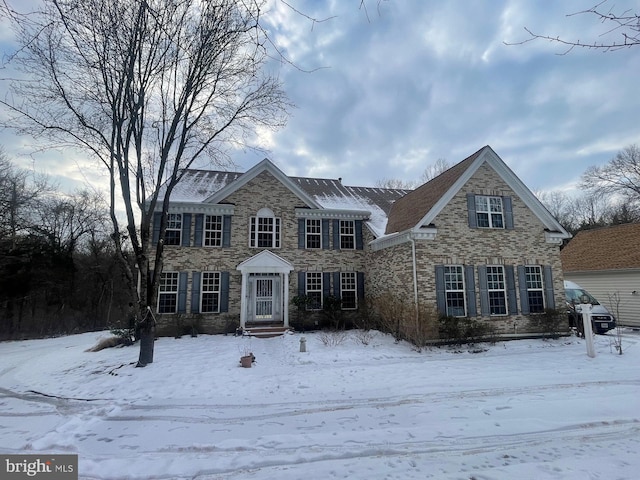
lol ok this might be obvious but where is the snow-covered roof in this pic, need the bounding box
[158,163,410,238]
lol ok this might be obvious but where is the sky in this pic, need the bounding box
[1,0,640,196]
[1,329,638,479]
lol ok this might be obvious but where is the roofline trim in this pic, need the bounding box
[413,146,571,239]
[203,158,322,209]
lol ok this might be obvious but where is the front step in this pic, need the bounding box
[244,325,291,338]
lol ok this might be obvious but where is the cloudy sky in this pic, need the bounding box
[2,0,640,196]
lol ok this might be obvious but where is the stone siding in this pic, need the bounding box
[156,171,367,334]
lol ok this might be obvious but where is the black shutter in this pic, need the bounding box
[191,272,201,313]
[333,220,340,250]
[220,272,230,312]
[194,214,204,247]
[181,214,191,247]
[517,266,530,315]
[322,272,331,302]
[298,271,306,297]
[298,219,305,249]
[357,272,365,302]
[435,265,446,314]
[478,265,489,316]
[544,265,555,309]
[467,194,477,228]
[177,272,188,313]
[503,196,514,230]
[152,212,162,244]
[322,219,330,249]
[355,220,364,250]
[333,272,341,297]
[506,265,518,314]
[465,265,477,316]
[222,215,232,247]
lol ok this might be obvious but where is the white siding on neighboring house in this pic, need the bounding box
[564,270,640,328]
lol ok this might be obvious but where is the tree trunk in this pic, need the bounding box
[137,324,155,366]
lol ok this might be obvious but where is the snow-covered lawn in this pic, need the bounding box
[1,329,639,479]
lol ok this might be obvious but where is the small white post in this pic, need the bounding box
[299,337,306,353]
[581,304,596,358]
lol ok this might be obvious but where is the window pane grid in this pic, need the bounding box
[165,213,182,245]
[306,272,323,310]
[201,272,220,313]
[486,266,507,315]
[340,220,355,249]
[204,215,222,247]
[341,272,357,309]
[475,196,504,229]
[158,272,178,313]
[306,219,321,249]
[525,266,545,313]
[444,266,466,317]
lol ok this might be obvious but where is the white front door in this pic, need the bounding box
[249,275,281,323]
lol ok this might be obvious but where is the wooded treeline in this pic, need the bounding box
[0,151,132,340]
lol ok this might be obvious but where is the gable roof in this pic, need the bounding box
[385,145,570,239]
[157,159,410,237]
[561,223,640,272]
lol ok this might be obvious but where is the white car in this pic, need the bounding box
[564,280,616,334]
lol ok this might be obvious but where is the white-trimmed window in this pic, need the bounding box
[204,215,223,247]
[340,220,355,249]
[444,265,466,317]
[525,265,545,313]
[306,272,323,310]
[475,196,504,229]
[250,208,281,248]
[158,272,179,313]
[487,265,507,315]
[201,272,221,313]
[341,272,357,310]
[165,213,182,245]
[306,219,322,249]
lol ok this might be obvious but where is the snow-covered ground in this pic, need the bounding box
[1,329,639,480]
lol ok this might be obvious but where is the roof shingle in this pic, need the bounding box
[561,223,640,272]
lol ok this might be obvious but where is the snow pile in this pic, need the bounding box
[1,330,639,479]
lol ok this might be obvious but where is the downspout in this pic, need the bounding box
[409,233,419,323]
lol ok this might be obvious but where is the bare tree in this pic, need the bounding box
[1,0,290,365]
[0,149,53,249]
[581,144,640,208]
[376,158,450,190]
[511,1,640,53]
[419,158,451,183]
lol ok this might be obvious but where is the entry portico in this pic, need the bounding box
[237,250,294,329]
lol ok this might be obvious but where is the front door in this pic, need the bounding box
[255,278,274,320]
[249,275,281,323]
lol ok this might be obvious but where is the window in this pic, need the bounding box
[487,266,507,315]
[250,209,281,248]
[306,272,323,310]
[341,272,357,309]
[204,215,222,247]
[444,265,466,317]
[340,220,355,249]
[165,213,182,245]
[158,272,179,313]
[201,272,221,313]
[475,196,504,229]
[525,266,545,313]
[306,219,322,249]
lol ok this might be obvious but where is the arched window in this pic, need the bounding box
[250,208,281,248]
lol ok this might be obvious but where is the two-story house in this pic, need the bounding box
[152,145,571,338]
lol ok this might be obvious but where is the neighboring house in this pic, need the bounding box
[152,145,571,337]
[561,223,640,328]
